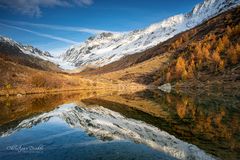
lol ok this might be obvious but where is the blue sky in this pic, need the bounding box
[0,0,203,56]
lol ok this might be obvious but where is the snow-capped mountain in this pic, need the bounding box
[0,36,52,60]
[62,0,240,68]
[0,103,216,160]
[0,36,76,70]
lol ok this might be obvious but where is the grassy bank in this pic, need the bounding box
[0,57,145,96]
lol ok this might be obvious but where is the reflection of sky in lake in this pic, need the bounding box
[0,106,177,160]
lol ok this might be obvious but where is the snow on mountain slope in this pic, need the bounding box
[0,36,76,70]
[0,36,52,60]
[0,103,216,160]
[62,0,240,68]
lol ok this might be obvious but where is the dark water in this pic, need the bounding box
[0,90,239,160]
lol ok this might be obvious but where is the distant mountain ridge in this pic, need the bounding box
[0,36,52,59]
[62,0,240,68]
[0,36,61,71]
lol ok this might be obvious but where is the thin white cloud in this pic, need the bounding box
[1,20,119,34]
[0,0,93,17]
[0,23,79,45]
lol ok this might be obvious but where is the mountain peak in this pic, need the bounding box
[194,0,240,14]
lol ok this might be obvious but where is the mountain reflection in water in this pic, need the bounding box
[0,89,239,160]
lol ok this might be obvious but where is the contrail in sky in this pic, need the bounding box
[0,22,79,44]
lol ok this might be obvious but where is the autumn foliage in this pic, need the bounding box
[158,23,240,83]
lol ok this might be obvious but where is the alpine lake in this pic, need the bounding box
[0,89,239,160]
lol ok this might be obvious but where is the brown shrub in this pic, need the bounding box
[31,75,47,88]
[31,75,62,89]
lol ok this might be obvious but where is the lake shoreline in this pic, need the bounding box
[0,84,146,97]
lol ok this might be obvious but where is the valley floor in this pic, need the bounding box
[0,57,145,96]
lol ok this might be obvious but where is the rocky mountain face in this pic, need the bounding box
[0,36,60,71]
[0,36,52,59]
[62,0,240,68]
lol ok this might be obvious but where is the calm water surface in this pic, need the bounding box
[0,90,239,160]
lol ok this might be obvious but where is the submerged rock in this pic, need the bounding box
[158,83,172,93]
